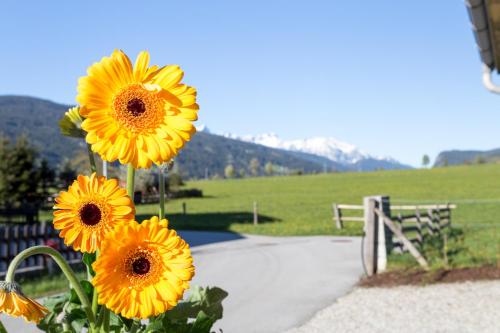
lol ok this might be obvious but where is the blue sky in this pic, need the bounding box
[0,1,498,166]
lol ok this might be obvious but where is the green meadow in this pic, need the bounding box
[137,164,500,233]
[29,164,499,297]
[135,164,500,268]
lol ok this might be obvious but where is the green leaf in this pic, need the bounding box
[199,287,228,320]
[69,288,80,304]
[82,253,96,276]
[43,293,69,312]
[69,318,86,333]
[147,285,228,333]
[117,315,135,330]
[67,308,87,321]
[190,311,216,333]
[79,280,94,300]
[69,280,93,305]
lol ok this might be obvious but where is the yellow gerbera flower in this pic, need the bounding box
[53,173,135,253]
[0,282,48,323]
[92,216,194,319]
[77,50,199,169]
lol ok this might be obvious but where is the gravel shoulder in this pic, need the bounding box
[287,280,500,333]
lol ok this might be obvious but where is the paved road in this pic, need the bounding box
[1,232,363,333]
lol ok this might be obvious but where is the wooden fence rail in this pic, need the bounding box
[333,197,456,274]
[332,204,364,229]
[391,206,453,252]
[0,223,82,278]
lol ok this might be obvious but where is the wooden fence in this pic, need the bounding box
[333,197,456,274]
[390,204,455,252]
[332,204,364,229]
[0,206,40,224]
[0,223,82,278]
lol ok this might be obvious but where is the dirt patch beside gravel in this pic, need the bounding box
[359,265,500,287]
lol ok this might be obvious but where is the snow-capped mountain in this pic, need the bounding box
[221,132,397,165]
[195,125,410,171]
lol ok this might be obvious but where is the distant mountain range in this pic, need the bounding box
[0,95,411,178]
[434,148,500,167]
[213,130,410,171]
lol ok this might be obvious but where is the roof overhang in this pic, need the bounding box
[466,0,500,92]
[466,0,495,69]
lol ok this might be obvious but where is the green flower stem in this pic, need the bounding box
[124,165,137,333]
[5,246,96,328]
[87,144,97,174]
[102,308,110,333]
[159,166,166,219]
[127,164,135,198]
[0,319,8,333]
[96,306,106,328]
[91,252,99,321]
[129,320,140,333]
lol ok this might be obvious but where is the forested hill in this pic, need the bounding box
[434,148,500,167]
[0,95,342,178]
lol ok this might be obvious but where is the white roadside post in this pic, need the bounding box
[363,195,391,275]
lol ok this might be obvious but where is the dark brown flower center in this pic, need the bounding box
[127,98,146,117]
[132,257,150,275]
[79,203,101,226]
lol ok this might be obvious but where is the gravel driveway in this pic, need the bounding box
[287,280,500,333]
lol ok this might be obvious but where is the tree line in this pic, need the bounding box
[0,134,79,208]
[223,158,303,179]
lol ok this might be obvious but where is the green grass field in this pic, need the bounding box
[131,164,500,269]
[37,164,499,277]
[137,165,500,232]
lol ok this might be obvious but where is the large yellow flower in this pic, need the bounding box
[77,50,199,169]
[0,282,48,323]
[53,173,135,253]
[92,216,194,319]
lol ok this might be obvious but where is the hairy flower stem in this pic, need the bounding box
[87,144,97,174]
[159,166,166,219]
[91,251,100,325]
[86,144,102,331]
[5,246,96,329]
[127,164,135,199]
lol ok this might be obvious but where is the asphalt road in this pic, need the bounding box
[1,232,363,333]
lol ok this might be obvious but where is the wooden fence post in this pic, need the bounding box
[375,208,429,270]
[377,196,391,272]
[415,209,423,244]
[427,208,435,236]
[253,201,258,225]
[333,203,343,229]
[363,197,377,276]
[435,207,442,234]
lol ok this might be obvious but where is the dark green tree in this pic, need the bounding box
[0,135,41,207]
[249,158,260,176]
[238,168,246,178]
[224,164,235,178]
[58,160,77,188]
[422,154,430,168]
[264,162,273,176]
[167,172,184,192]
[38,159,55,200]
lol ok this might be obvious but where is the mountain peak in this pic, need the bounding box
[222,132,367,164]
